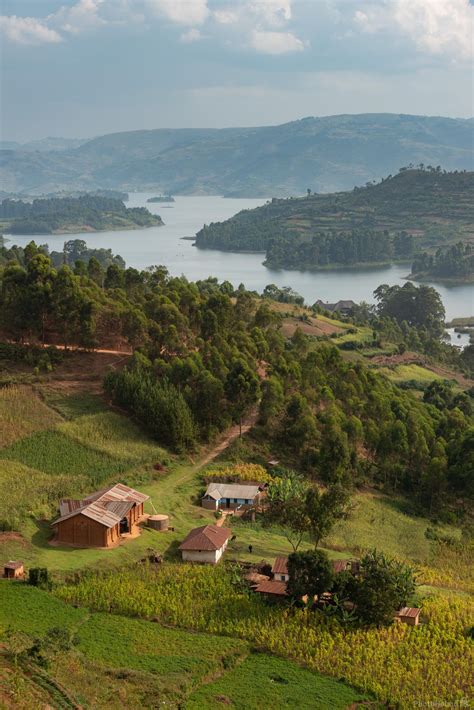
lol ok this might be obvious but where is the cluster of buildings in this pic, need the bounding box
[3,477,420,626]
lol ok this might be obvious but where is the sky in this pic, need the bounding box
[0,0,473,142]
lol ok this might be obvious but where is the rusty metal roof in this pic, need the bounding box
[397,607,421,618]
[53,484,149,528]
[4,560,23,569]
[272,556,288,576]
[332,560,350,574]
[179,525,231,551]
[255,580,288,596]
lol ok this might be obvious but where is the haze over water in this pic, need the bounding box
[10,194,473,322]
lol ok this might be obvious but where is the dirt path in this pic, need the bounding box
[197,408,259,469]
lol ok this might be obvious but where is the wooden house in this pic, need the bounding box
[3,561,24,579]
[179,525,231,564]
[51,483,149,548]
[202,482,263,511]
[395,607,421,626]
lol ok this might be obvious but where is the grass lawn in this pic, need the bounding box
[186,652,375,709]
[325,492,461,563]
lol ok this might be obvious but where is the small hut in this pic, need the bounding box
[148,514,169,531]
[3,561,24,579]
[395,607,421,626]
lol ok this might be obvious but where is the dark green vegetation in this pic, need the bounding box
[411,241,474,283]
[1,114,472,196]
[195,169,474,272]
[1,245,472,515]
[0,194,162,234]
[147,194,175,203]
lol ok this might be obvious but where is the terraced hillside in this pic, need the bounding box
[195,169,474,269]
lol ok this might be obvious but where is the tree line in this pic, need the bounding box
[0,241,472,513]
[0,195,160,234]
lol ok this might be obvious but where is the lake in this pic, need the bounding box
[8,193,473,322]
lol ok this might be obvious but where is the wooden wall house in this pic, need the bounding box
[395,607,421,626]
[52,483,149,548]
[3,561,24,579]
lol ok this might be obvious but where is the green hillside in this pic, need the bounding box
[195,169,474,271]
[1,114,472,196]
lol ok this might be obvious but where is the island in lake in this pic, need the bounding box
[147,195,175,203]
[0,194,163,235]
[195,168,474,281]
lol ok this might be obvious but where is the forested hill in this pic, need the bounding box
[1,114,472,196]
[0,194,162,235]
[194,169,474,269]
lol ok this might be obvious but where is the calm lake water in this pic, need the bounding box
[8,193,473,322]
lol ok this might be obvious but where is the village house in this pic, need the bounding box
[254,556,289,597]
[179,524,231,564]
[201,482,263,511]
[315,299,357,316]
[332,559,360,575]
[395,607,421,626]
[51,483,149,548]
[272,556,289,582]
[3,561,24,579]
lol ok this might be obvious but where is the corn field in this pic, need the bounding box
[56,564,474,708]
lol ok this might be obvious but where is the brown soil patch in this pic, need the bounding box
[39,350,130,395]
[281,316,344,338]
[0,531,28,547]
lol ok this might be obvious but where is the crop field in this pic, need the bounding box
[0,582,370,709]
[0,429,128,482]
[186,653,372,709]
[376,363,443,385]
[55,563,474,709]
[0,385,62,448]
[59,411,167,463]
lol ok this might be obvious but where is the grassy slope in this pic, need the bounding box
[0,387,469,593]
[0,583,370,709]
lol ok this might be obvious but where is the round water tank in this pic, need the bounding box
[148,514,169,531]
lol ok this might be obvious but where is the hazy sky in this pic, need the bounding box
[1,0,473,142]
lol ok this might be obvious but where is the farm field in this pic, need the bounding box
[0,583,372,709]
[0,350,472,709]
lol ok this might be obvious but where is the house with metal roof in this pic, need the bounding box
[395,607,421,626]
[272,556,289,582]
[179,525,231,564]
[315,299,357,316]
[202,482,263,511]
[51,483,149,548]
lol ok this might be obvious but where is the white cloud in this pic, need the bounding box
[146,0,209,25]
[0,15,62,45]
[248,0,292,28]
[355,0,473,60]
[51,0,106,35]
[251,29,305,54]
[180,28,203,43]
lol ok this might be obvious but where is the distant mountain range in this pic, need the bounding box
[1,114,472,197]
